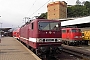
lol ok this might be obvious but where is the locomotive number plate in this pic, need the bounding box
[46,39,54,42]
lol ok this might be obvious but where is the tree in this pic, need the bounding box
[67,5,88,17]
[84,1,90,8]
[84,1,90,15]
[38,12,47,19]
[82,1,85,5]
[76,0,81,5]
[38,1,90,18]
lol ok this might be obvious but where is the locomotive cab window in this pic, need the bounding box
[72,29,81,32]
[72,29,76,32]
[38,21,60,31]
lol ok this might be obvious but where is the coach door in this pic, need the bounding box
[27,28,29,44]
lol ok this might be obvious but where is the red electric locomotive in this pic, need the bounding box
[19,19,62,55]
[13,28,20,40]
[62,28,82,45]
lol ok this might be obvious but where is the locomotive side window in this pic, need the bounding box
[62,30,66,33]
[78,29,81,32]
[31,23,34,29]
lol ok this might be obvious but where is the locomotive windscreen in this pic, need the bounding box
[38,21,60,31]
[71,29,81,32]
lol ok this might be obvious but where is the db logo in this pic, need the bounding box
[49,31,52,34]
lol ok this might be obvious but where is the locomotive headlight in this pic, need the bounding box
[36,38,43,42]
[39,39,42,42]
[74,36,78,38]
[57,38,62,42]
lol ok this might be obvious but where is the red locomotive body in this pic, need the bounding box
[19,19,62,54]
[62,28,82,45]
[13,28,20,40]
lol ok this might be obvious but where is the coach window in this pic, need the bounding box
[31,23,34,29]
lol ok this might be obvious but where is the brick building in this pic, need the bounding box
[47,1,67,20]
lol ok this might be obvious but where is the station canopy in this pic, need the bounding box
[61,16,90,26]
[0,28,12,32]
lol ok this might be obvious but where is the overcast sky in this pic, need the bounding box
[0,0,89,28]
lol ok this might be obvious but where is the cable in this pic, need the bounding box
[26,0,37,16]
[29,0,50,18]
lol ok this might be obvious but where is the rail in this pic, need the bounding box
[62,44,90,60]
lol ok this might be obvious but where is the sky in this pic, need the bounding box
[0,0,89,28]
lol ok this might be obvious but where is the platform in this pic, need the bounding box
[0,37,41,60]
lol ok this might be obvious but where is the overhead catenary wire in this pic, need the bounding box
[23,0,37,24]
[29,0,51,18]
[26,0,37,17]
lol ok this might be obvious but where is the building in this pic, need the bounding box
[61,16,90,31]
[47,1,67,20]
[0,28,12,37]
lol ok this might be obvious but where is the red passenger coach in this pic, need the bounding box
[19,19,62,55]
[62,28,82,45]
[13,28,20,40]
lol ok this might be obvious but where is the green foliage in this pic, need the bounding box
[67,1,90,17]
[84,1,90,8]
[84,1,90,15]
[76,0,81,5]
[38,12,47,19]
[38,1,90,18]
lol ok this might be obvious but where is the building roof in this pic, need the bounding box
[58,18,75,21]
[0,28,11,32]
[61,16,90,26]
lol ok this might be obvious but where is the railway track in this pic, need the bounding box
[40,51,82,60]
[18,38,90,60]
[41,44,90,60]
[62,44,90,60]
